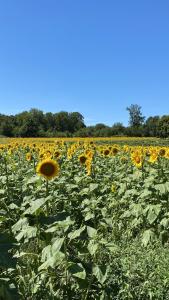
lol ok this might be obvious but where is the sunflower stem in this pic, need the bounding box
[45,179,50,216]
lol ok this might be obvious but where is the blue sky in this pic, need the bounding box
[0,0,169,126]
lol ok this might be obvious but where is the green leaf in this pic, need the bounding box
[38,251,65,271]
[160,218,169,229]
[80,188,89,196]
[45,217,74,233]
[84,212,94,221]
[52,237,65,252]
[89,183,99,192]
[15,226,37,242]
[139,189,152,199]
[142,229,155,246]
[26,176,41,184]
[68,226,86,240]
[24,198,47,215]
[92,265,109,284]
[41,245,52,262]
[87,226,97,238]
[88,240,98,256]
[68,263,86,279]
[155,183,169,195]
[146,205,161,225]
[12,217,28,233]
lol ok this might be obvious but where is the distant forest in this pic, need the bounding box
[0,105,169,138]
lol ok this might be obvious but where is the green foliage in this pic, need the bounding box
[0,106,169,137]
[126,104,145,127]
[0,110,86,137]
[1,141,169,298]
[158,116,169,138]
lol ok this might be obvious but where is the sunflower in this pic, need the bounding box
[131,153,143,168]
[79,154,88,164]
[39,152,45,160]
[149,153,158,163]
[26,152,32,161]
[112,147,118,155]
[53,150,61,158]
[159,148,166,157]
[103,149,110,156]
[36,159,60,180]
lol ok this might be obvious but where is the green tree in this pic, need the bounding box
[127,104,145,127]
[69,112,85,133]
[157,115,169,138]
[111,122,125,135]
[144,116,160,136]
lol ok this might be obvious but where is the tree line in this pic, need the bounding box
[0,105,169,138]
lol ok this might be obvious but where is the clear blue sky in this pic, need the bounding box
[0,0,169,126]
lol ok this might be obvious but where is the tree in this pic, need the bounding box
[0,120,14,137]
[126,104,145,127]
[157,115,169,138]
[69,112,85,133]
[144,116,160,137]
[111,122,125,136]
[54,111,70,132]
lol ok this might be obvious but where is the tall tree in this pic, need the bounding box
[126,104,145,127]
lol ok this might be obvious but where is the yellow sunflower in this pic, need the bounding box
[159,148,166,157]
[131,154,143,168]
[112,147,119,155]
[103,149,110,156]
[36,159,60,180]
[78,154,88,164]
[26,152,32,161]
[53,150,61,159]
[149,153,158,163]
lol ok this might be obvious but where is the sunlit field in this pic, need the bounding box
[1,137,169,299]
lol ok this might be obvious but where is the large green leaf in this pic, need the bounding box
[68,226,86,240]
[68,263,86,279]
[142,229,155,246]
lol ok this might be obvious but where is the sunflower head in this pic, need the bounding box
[54,150,61,159]
[131,154,143,168]
[159,148,166,157]
[79,154,88,164]
[103,149,110,156]
[149,154,158,163]
[112,147,118,155]
[26,152,32,161]
[36,159,60,180]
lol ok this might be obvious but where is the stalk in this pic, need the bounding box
[45,179,50,215]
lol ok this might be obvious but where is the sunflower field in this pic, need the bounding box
[1,137,169,300]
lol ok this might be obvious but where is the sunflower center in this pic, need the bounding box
[112,148,118,154]
[40,162,55,176]
[135,157,141,163]
[159,149,165,156]
[80,156,87,163]
[104,150,110,156]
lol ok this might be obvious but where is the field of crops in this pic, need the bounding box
[1,137,169,299]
